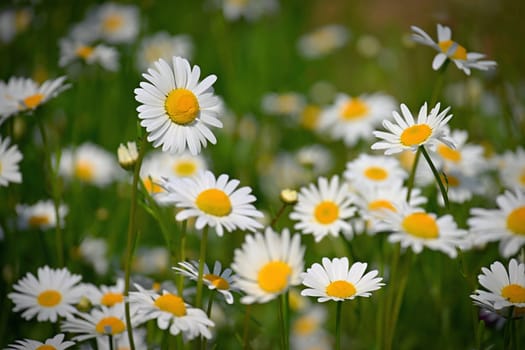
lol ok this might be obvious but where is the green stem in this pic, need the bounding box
[270,202,289,229]
[108,334,114,350]
[278,294,287,350]
[430,60,449,106]
[405,146,422,203]
[195,226,209,309]
[420,146,449,208]
[202,290,217,350]
[242,305,251,350]
[178,220,187,296]
[335,301,343,350]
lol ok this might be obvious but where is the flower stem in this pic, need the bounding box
[335,301,343,350]
[405,146,422,203]
[108,334,114,350]
[430,60,449,106]
[242,305,252,349]
[201,289,216,350]
[270,202,290,229]
[420,146,449,208]
[177,220,187,296]
[278,292,289,350]
[195,226,209,309]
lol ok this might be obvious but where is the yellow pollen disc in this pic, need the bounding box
[23,93,44,109]
[293,316,317,335]
[501,284,525,303]
[341,98,369,120]
[95,316,126,335]
[325,280,357,298]
[300,105,320,130]
[195,188,232,217]
[36,346,56,350]
[173,161,197,177]
[400,124,432,147]
[402,212,439,239]
[74,160,94,181]
[100,292,124,307]
[507,206,525,235]
[143,177,163,194]
[257,261,292,293]
[103,14,123,32]
[165,88,200,125]
[437,144,461,163]
[204,274,230,290]
[314,201,339,224]
[76,45,94,60]
[438,40,468,60]
[37,290,62,307]
[364,166,388,181]
[28,215,51,228]
[368,199,396,212]
[154,293,187,317]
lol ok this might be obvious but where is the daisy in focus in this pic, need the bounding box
[471,259,525,317]
[8,265,85,322]
[468,188,525,258]
[159,170,264,236]
[134,56,223,155]
[344,154,407,189]
[16,199,68,230]
[137,31,194,71]
[232,227,305,304]
[371,102,455,155]
[289,175,356,242]
[0,136,23,186]
[411,24,497,75]
[301,257,384,302]
[174,260,239,304]
[59,38,119,71]
[297,24,349,59]
[5,334,75,350]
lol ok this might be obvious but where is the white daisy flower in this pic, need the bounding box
[258,152,310,200]
[371,102,455,155]
[134,56,223,155]
[95,328,147,350]
[5,334,75,350]
[289,176,356,242]
[0,7,32,44]
[471,259,525,316]
[291,305,327,338]
[438,168,484,205]
[130,284,214,340]
[8,265,85,322]
[496,147,525,191]
[232,227,305,304]
[137,31,194,72]
[344,153,407,188]
[301,257,384,302]
[173,260,239,304]
[468,188,525,258]
[159,170,264,236]
[319,92,397,147]
[16,199,68,230]
[0,136,23,186]
[220,0,279,22]
[381,205,468,258]
[85,278,125,308]
[396,149,436,187]
[295,144,333,177]
[261,91,306,117]
[411,24,497,75]
[297,24,350,59]
[78,236,109,275]
[59,39,120,71]
[133,247,169,275]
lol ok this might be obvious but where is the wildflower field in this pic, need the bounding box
[1,0,525,349]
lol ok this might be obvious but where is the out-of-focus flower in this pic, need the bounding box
[356,34,381,58]
[344,154,407,189]
[133,247,169,275]
[0,136,22,186]
[16,200,68,230]
[0,7,32,44]
[295,144,333,177]
[59,39,119,71]
[495,147,525,191]
[137,32,193,71]
[297,24,349,59]
[78,237,109,275]
[261,92,306,117]
[219,0,279,22]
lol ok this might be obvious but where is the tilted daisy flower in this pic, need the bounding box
[297,24,349,59]
[134,56,223,155]
[319,92,397,147]
[344,154,407,188]
[301,257,384,302]
[130,284,214,340]
[471,259,525,317]
[5,333,75,350]
[16,199,68,230]
[159,170,264,236]
[468,188,525,258]
[232,227,305,304]
[84,278,125,308]
[59,38,119,71]
[174,260,239,304]
[289,175,356,242]
[137,31,194,72]
[410,24,497,75]
[8,265,85,322]
[0,136,23,186]
[371,102,455,155]
[496,147,525,191]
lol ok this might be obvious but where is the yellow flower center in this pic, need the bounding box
[75,160,94,181]
[325,280,356,298]
[142,177,163,194]
[36,346,56,350]
[437,144,461,163]
[300,105,320,130]
[402,212,439,239]
[101,292,124,307]
[441,173,460,187]
[165,88,200,125]
[95,316,126,335]
[154,293,187,317]
[501,284,525,303]
[103,14,123,32]
[341,98,369,120]
[28,215,51,228]
[438,40,468,60]
[204,274,230,290]
[507,206,525,236]
[195,188,232,217]
[76,45,94,60]
[22,93,44,109]
[257,261,292,293]
[37,290,62,307]
[293,316,317,336]
[520,170,525,186]
[368,199,396,212]
[173,161,197,177]
[364,166,388,181]
[314,201,339,224]
[400,124,432,147]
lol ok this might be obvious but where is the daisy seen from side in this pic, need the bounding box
[16,199,68,230]
[59,38,119,71]
[5,334,75,350]
[0,136,23,186]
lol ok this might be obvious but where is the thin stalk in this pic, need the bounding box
[195,226,209,308]
[335,301,343,350]
[108,334,114,350]
[178,220,188,296]
[242,305,251,350]
[387,252,412,349]
[201,290,216,350]
[270,202,289,229]
[405,146,422,203]
[430,60,449,106]
[420,146,449,208]
[278,295,286,350]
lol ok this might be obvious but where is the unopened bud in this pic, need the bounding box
[117,141,138,171]
[280,188,298,204]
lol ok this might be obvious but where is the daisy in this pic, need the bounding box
[8,265,85,322]
[85,278,125,308]
[174,260,239,304]
[291,305,327,338]
[5,334,75,350]
[299,104,322,131]
[231,227,305,304]
[371,102,455,155]
[437,169,483,205]
[130,284,214,340]
[410,24,497,75]
[220,0,279,22]
[59,39,119,71]
[94,328,147,350]
[471,259,525,317]
[258,152,310,200]
[16,199,68,230]
[396,149,436,187]
[301,257,384,302]
[297,24,349,59]
[381,205,468,258]
[137,31,194,71]
[135,56,223,155]
[319,92,397,147]
[344,154,407,188]
[0,7,32,44]
[496,147,525,190]
[159,170,264,236]
[0,136,23,186]
[289,175,356,242]
[133,247,169,275]
[468,188,525,258]
[117,141,138,170]
[78,236,109,275]
[295,144,333,177]
[261,91,306,117]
